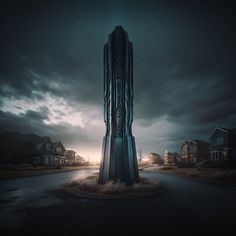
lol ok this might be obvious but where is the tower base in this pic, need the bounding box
[98,135,139,185]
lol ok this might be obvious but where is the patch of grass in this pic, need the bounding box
[64,175,162,197]
[100,181,126,194]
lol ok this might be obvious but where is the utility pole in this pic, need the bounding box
[138,148,142,162]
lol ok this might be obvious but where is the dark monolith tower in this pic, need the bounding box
[98,26,139,185]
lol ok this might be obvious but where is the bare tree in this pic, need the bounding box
[138,148,142,162]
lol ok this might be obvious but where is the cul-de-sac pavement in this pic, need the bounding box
[1,168,236,235]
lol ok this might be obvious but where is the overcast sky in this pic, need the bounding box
[0,0,236,161]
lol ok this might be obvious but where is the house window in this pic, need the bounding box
[46,144,51,151]
[189,145,196,152]
[215,137,223,145]
[56,146,62,152]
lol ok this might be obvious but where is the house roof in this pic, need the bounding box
[0,131,21,137]
[0,132,21,142]
[52,141,65,150]
[181,139,210,149]
[0,132,68,152]
[190,139,210,145]
[76,155,85,161]
[210,127,236,139]
[180,141,189,149]
[65,150,76,153]
[227,128,236,134]
[150,152,161,157]
[20,133,49,145]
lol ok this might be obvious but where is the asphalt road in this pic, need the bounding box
[1,168,236,235]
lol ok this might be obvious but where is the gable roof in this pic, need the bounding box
[76,155,85,161]
[52,141,65,150]
[150,152,161,157]
[0,132,21,142]
[181,139,210,149]
[65,150,76,154]
[190,139,210,145]
[229,128,236,134]
[180,141,189,149]
[210,127,236,139]
[40,137,52,145]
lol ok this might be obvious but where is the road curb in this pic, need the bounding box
[62,185,166,200]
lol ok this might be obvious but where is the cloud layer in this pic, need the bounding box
[0,0,236,160]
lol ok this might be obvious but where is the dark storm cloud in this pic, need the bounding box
[24,109,48,121]
[0,109,93,145]
[0,0,121,107]
[0,0,236,155]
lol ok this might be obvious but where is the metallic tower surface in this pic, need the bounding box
[98,26,139,185]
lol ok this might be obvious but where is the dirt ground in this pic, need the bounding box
[156,167,236,185]
[0,166,99,180]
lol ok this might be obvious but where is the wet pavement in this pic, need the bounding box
[0,169,97,230]
[1,168,236,235]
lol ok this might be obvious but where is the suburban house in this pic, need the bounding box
[0,132,21,164]
[64,151,86,165]
[21,134,54,165]
[34,139,66,167]
[163,150,179,165]
[0,132,81,167]
[180,140,210,163]
[51,141,66,167]
[65,150,76,165]
[148,152,163,165]
[209,127,236,161]
[75,154,86,164]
